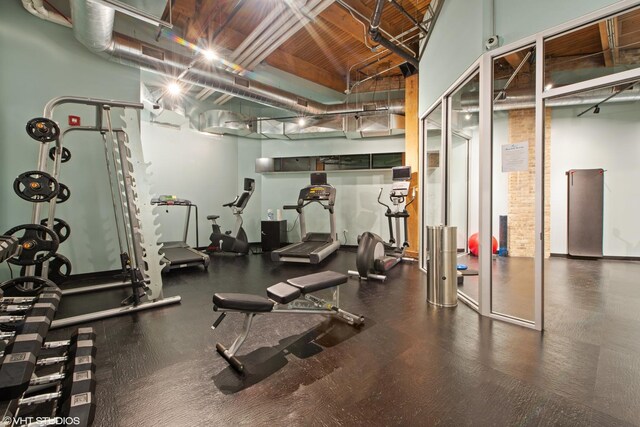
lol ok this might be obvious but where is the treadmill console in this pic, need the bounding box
[151,195,192,206]
[298,185,336,205]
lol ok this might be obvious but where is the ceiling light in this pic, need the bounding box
[545,83,553,91]
[298,118,306,126]
[464,113,471,120]
[167,82,181,96]
[203,49,217,61]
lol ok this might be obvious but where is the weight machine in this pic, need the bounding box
[6,96,180,328]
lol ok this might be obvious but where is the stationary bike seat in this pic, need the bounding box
[207,215,220,220]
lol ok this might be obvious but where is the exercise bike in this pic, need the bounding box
[349,166,414,281]
[207,178,255,255]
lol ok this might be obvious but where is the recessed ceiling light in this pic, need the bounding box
[167,81,181,95]
[203,49,217,61]
[298,118,306,126]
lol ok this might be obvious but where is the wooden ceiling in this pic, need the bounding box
[545,7,640,72]
[164,0,431,94]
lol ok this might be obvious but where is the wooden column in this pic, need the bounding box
[404,73,419,258]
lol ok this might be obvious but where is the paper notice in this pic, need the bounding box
[501,141,529,172]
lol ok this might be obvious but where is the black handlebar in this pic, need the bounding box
[223,195,239,208]
[283,205,299,210]
[377,188,390,210]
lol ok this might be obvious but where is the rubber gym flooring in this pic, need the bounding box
[47,251,640,426]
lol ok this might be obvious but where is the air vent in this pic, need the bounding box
[234,76,250,88]
[141,45,164,61]
[296,97,308,107]
[362,103,377,111]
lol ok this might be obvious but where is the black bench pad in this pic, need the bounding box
[207,215,220,220]
[287,271,347,294]
[213,293,274,312]
[266,282,301,304]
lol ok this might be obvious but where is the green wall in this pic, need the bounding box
[0,1,140,280]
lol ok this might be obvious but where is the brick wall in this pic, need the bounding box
[506,108,551,257]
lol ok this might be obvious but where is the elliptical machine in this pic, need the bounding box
[349,166,414,281]
[207,178,255,255]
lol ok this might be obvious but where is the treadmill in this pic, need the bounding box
[271,173,341,264]
[151,196,210,272]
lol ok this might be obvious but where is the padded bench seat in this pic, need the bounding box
[213,293,274,312]
[212,271,348,313]
[207,215,220,220]
[266,282,301,304]
[287,271,347,293]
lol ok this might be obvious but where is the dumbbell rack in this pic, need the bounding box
[1,96,181,329]
[0,286,97,426]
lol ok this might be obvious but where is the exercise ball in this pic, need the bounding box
[468,233,498,256]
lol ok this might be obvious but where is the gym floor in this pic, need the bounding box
[47,251,640,426]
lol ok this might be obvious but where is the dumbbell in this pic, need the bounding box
[0,297,64,399]
[0,328,95,400]
[15,331,97,427]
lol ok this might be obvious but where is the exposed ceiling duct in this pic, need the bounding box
[368,0,419,68]
[199,109,405,140]
[67,0,404,116]
[458,85,640,113]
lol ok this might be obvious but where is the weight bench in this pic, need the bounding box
[211,270,364,372]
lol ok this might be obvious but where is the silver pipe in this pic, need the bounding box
[101,133,125,254]
[460,87,640,112]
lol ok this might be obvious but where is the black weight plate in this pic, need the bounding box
[56,183,70,204]
[40,218,71,244]
[48,146,72,163]
[20,253,72,284]
[48,253,72,284]
[0,276,55,297]
[3,224,59,266]
[26,118,60,143]
[13,171,60,203]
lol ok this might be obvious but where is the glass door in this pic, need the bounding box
[447,71,480,306]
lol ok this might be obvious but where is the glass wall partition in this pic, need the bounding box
[448,72,480,306]
[419,1,640,330]
[490,45,537,323]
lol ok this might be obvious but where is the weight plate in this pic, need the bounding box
[48,146,72,163]
[20,253,72,284]
[26,118,60,143]
[0,276,56,297]
[13,171,60,203]
[3,224,59,266]
[56,183,70,204]
[40,217,71,244]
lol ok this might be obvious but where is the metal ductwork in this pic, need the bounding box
[197,109,405,139]
[458,86,640,112]
[200,110,255,137]
[368,0,419,68]
[69,0,405,115]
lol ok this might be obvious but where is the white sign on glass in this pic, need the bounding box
[501,141,529,172]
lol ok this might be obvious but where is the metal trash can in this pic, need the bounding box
[426,225,458,307]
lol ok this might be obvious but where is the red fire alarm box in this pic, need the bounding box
[68,115,81,126]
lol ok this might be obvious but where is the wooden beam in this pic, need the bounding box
[206,20,348,91]
[319,4,370,46]
[598,21,613,67]
[185,0,232,41]
[404,73,419,258]
[264,49,346,92]
[503,51,529,72]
